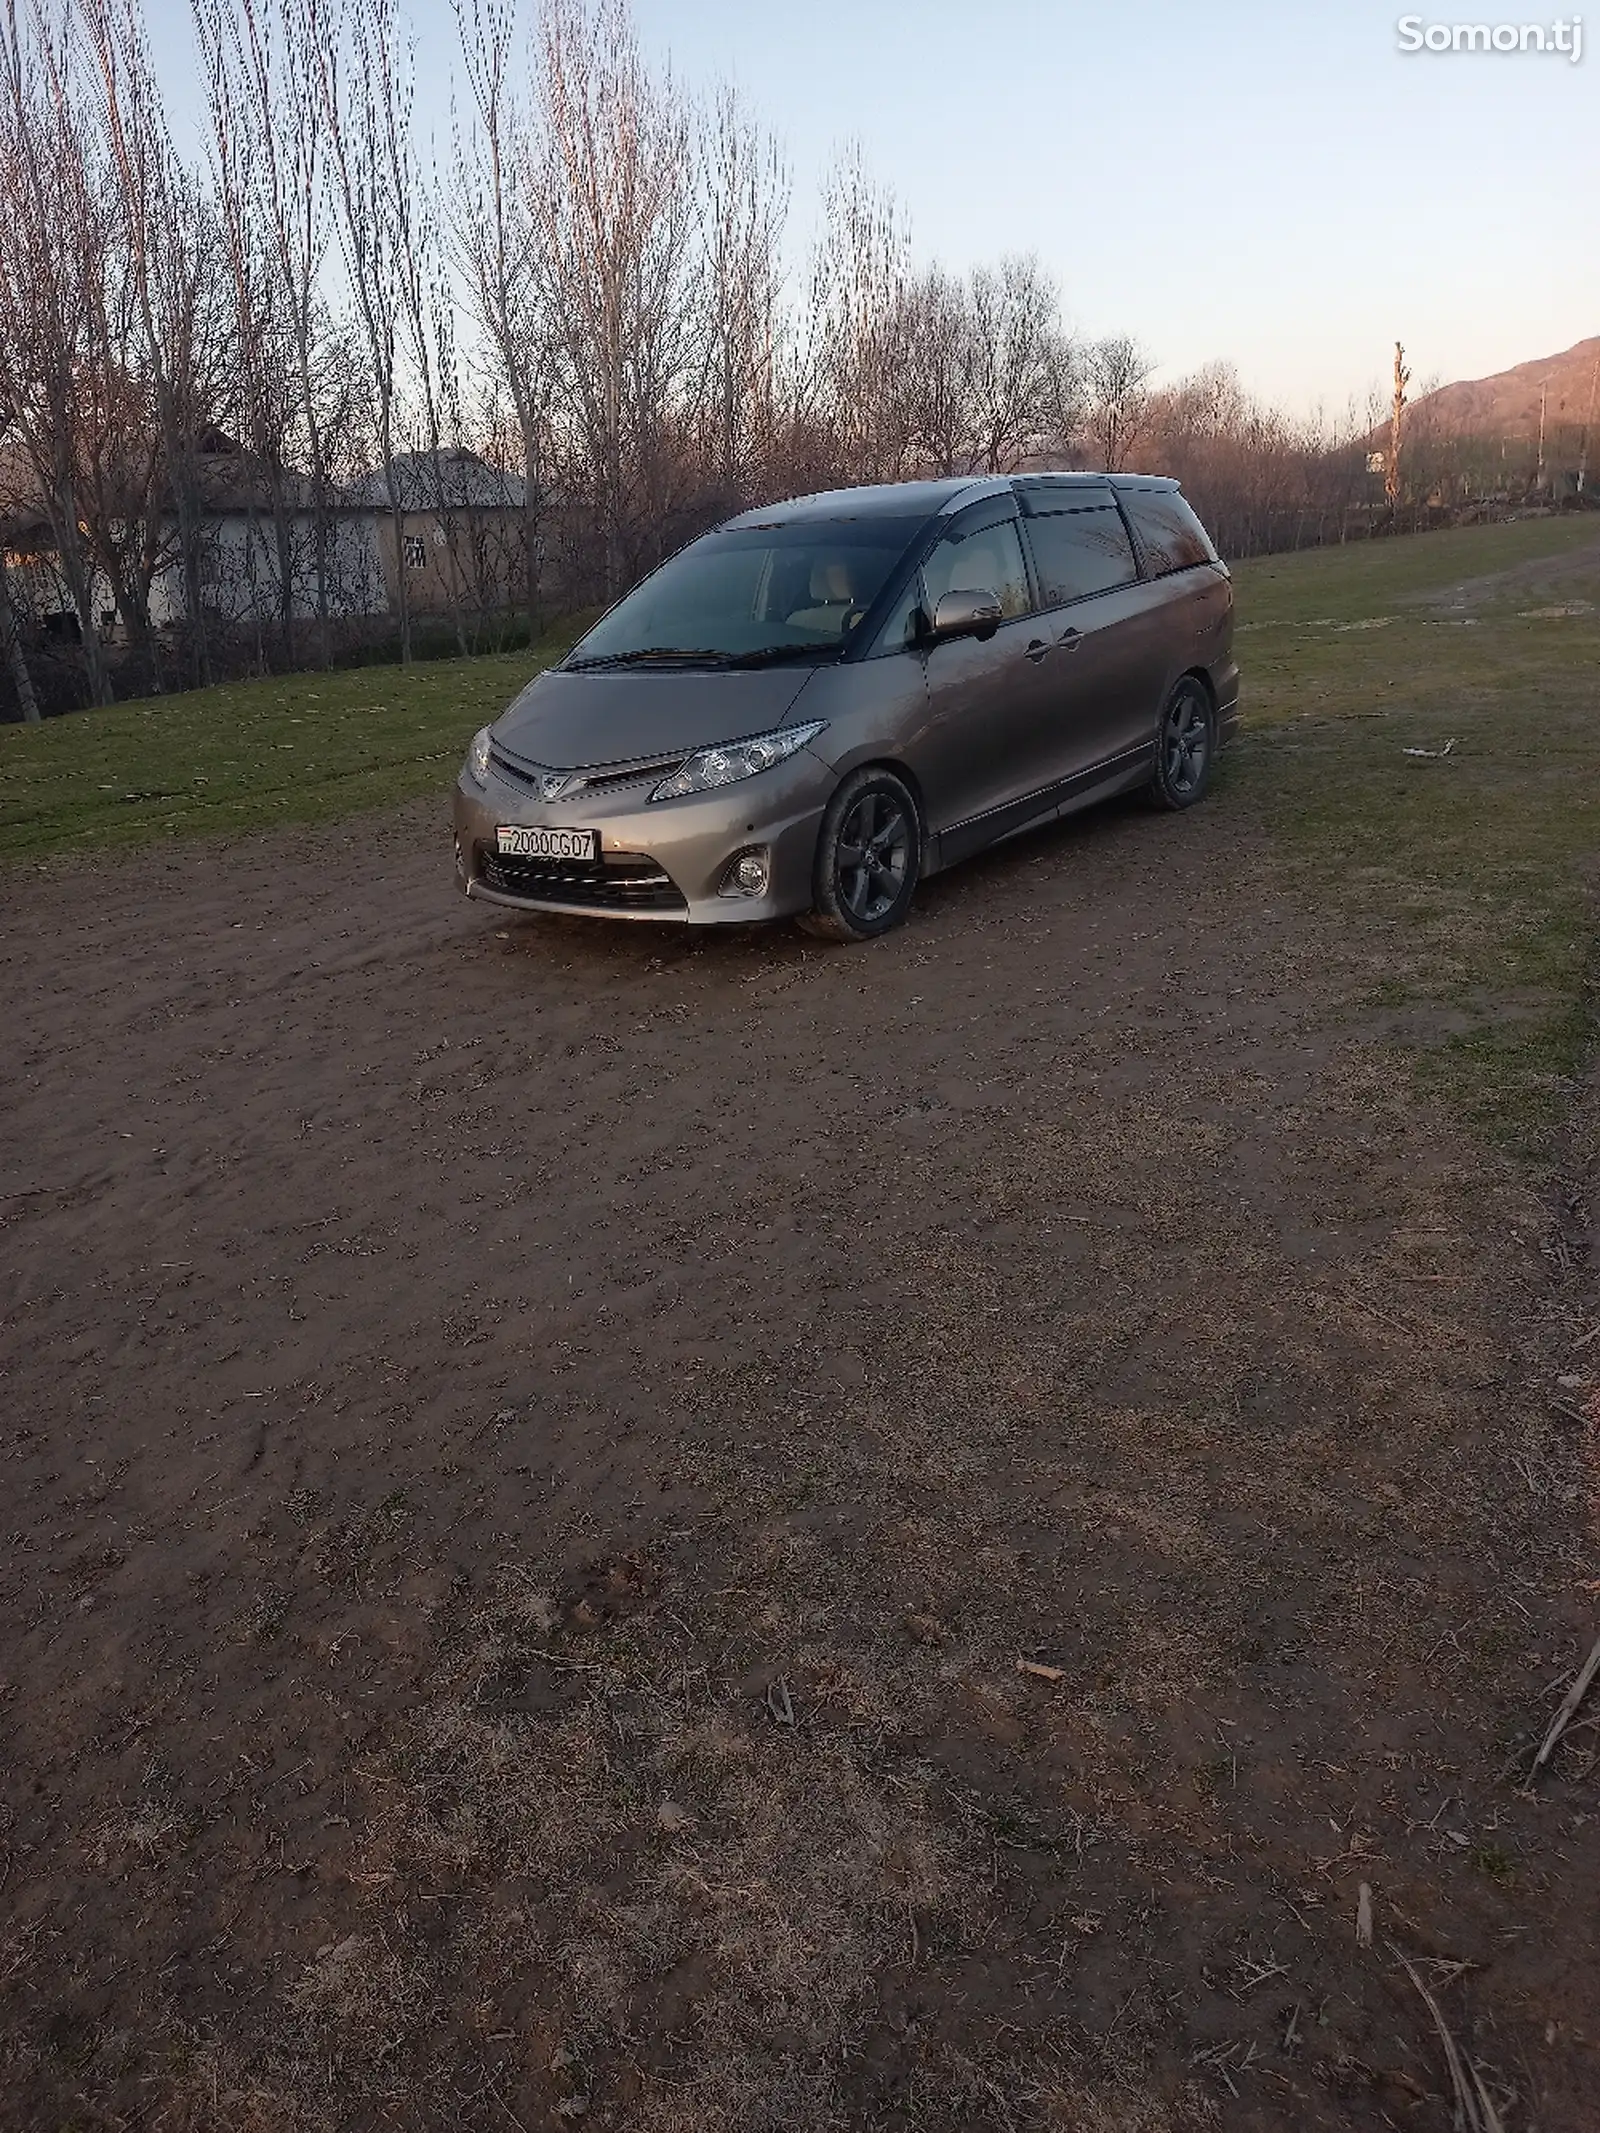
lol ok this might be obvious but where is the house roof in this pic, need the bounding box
[0,435,531,533]
[193,452,325,514]
[342,449,528,510]
[0,511,53,553]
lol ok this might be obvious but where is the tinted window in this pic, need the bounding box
[568,517,925,665]
[1118,488,1216,575]
[867,577,921,657]
[921,515,1031,621]
[1024,495,1138,606]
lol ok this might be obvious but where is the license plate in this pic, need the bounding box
[496,824,599,861]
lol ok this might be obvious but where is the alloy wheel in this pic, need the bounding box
[1163,685,1210,799]
[834,789,912,925]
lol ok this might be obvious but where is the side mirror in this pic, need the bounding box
[928,587,1004,642]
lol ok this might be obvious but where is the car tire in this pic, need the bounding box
[1148,676,1216,811]
[799,767,922,941]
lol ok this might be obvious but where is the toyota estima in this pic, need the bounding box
[454,473,1238,941]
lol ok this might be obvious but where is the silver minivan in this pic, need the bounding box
[454,472,1238,940]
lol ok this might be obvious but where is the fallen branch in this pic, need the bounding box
[1017,1659,1066,1683]
[1395,1950,1504,2133]
[1531,1632,1600,1779]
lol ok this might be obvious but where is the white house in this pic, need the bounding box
[2,437,532,643]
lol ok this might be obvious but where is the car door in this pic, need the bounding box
[908,504,1064,856]
[1014,483,1173,787]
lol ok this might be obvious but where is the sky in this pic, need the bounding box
[143,0,1598,418]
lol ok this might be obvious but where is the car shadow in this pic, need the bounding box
[469,779,1215,979]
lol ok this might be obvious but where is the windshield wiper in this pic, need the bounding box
[567,641,846,673]
[725,643,844,667]
[566,646,735,671]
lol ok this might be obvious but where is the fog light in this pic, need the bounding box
[721,849,770,898]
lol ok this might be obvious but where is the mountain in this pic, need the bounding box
[1409,335,1600,445]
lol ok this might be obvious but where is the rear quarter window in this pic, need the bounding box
[1021,490,1139,606]
[1119,488,1217,575]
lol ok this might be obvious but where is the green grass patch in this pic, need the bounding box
[1232,513,1600,1152]
[0,621,583,861]
[1236,510,1599,625]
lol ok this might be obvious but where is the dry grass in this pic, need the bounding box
[157,1045,1569,2128]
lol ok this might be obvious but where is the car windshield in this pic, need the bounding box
[566,518,925,669]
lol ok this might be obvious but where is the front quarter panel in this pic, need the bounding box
[797,650,933,801]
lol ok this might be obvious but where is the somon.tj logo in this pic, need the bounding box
[1396,15,1584,57]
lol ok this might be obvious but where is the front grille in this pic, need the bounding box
[578,760,683,797]
[476,844,687,912]
[488,747,553,795]
[489,743,684,800]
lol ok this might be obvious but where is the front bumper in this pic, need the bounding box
[453,750,832,925]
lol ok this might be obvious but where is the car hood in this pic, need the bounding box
[492,664,823,768]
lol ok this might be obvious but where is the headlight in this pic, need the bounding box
[650,721,825,803]
[465,727,492,788]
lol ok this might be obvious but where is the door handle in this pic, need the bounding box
[1058,627,1083,652]
[1024,638,1051,663]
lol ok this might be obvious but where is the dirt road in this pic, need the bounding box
[2,781,1596,2130]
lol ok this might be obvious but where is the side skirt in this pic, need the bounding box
[932,743,1155,872]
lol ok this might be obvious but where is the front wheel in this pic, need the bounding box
[1148,677,1215,810]
[799,768,921,941]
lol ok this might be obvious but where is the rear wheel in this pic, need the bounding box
[1148,677,1215,810]
[799,768,921,941]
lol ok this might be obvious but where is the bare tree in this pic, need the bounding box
[194,0,317,665]
[892,257,1074,477]
[695,83,787,502]
[965,256,1067,473]
[803,144,911,483]
[1137,360,1386,557]
[0,0,115,702]
[297,0,416,658]
[374,3,484,651]
[528,0,700,594]
[79,0,234,685]
[1,0,1503,706]
[211,0,347,637]
[1030,319,1086,467]
[0,539,39,721]
[1085,334,1154,472]
[452,0,549,634]
[893,266,970,476]
[1386,339,1409,517]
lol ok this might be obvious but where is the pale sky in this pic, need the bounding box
[144,0,1598,418]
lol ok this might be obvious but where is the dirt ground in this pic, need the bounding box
[2,769,1598,2131]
